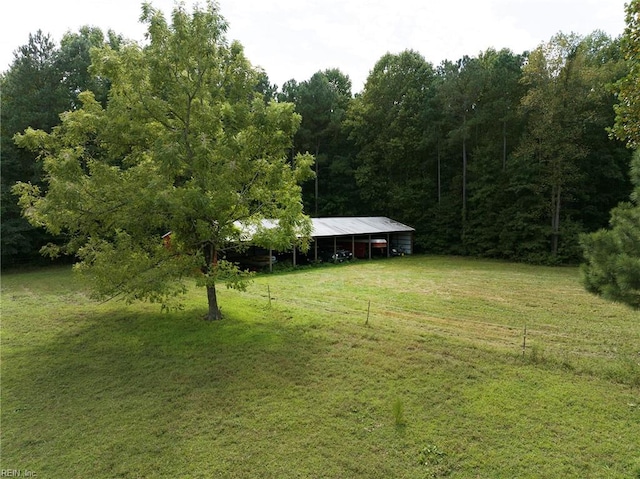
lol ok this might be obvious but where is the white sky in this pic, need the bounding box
[1,0,627,93]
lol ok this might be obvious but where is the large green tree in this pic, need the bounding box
[286,69,356,216]
[436,56,485,224]
[1,27,120,267]
[581,0,640,308]
[581,150,640,308]
[516,33,591,259]
[458,49,526,257]
[416,51,525,255]
[496,33,629,263]
[569,33,630,232]
[347,50,435,228]
[13,2,313,320]
[611,0,640,148]
[56,26,122,107]
[1,31,68,266]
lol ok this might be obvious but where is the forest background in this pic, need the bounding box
[0,16,634,267]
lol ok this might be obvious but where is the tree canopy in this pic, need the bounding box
[1,28,122,266]
[283,68,355,216]
[611,0,640,148]
[580,0,640,309]
[347,50,435,226]
[12,1,314,319]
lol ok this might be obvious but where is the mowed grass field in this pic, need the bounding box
[1,255,639,478]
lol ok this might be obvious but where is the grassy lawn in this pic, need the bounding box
[2,256,639,478]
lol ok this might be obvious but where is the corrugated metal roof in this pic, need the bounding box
[232,217,414,240]
[311,217,414,237]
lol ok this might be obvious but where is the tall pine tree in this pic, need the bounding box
[580,0,640,308]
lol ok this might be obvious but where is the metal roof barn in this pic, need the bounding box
[310,217,415,237]
[290,216,414,268]
[166,217,414,270]
[225,216,415,270]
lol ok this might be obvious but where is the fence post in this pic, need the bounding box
[366,300,371,325]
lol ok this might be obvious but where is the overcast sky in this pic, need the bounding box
[1,0,628,93]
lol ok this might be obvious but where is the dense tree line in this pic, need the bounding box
[1,27,121,266]
[1,18,634,268]
[287,33,631,264]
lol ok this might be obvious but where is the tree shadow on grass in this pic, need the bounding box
[2,304,327,478]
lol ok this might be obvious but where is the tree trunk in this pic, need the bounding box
[462,135,467,222]
[206,284,222,320]
[437,138,441,204]
[314,141,320,217]
[502,118,507,171]
[461,112,468,223]
[551,185,562,256]
[203,242,222,320]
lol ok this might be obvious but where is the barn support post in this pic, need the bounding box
[314,240,318,262]
[334,237,337,258]
[368,234,372,259]
[386,233,390,257]
[351,235,355,257]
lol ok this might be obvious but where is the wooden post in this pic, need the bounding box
[268,285,272,308]
[366,300,371,325]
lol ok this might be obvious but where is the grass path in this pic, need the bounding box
[2,257,639,478]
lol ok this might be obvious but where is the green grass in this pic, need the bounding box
[2,256,639,478]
